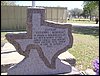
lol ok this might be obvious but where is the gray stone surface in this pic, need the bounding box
[7,50,72,75]
[5,7,73,75]
[1,43,76,74]
[1,43,78,75]
[1,66,80,75]
[1,43,76,65]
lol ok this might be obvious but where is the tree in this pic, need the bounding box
[83,1,99,9]
[83,1,99,20]
[1,1,16,6]
[69,8,83,18]
[92,8,99,18]
[81,9,89,19]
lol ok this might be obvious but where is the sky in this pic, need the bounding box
[16,1,83,10]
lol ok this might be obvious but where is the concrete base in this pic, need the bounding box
[1,66,80,75]
[7,50,72,75]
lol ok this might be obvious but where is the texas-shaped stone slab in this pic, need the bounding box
[6,7,73,75]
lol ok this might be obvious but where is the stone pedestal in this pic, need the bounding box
[7,50,72,75]
[6,7,73,75]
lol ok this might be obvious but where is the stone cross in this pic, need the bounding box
[6,7,73,75]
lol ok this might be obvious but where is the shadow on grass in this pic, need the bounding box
[72,26,99,37]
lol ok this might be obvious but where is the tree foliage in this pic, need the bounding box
[69,8,83,18]
[81,9,89,19]
[1,1,16,6]
[83,1,99,9]
[83,1,99,20]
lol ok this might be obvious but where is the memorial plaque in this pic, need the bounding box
[6,7,73,75]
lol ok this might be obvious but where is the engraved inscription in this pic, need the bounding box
[33,28,66,47]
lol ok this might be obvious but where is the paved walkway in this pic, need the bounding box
[1,43,24,65]
[67,23,99,27]
[71,23,99,27]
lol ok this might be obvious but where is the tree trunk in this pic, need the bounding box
[89,10,92,21]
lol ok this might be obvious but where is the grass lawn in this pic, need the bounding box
[1,32,8,46]
[69,33,99,71]
[69,26,99,71]
[1,26,99,71]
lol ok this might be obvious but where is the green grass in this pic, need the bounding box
[69,26,99,71]
[1,27,99,71]
[1,32,8,44]
[69,33,99,71]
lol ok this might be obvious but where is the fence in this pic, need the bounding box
[1,6,68,31]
